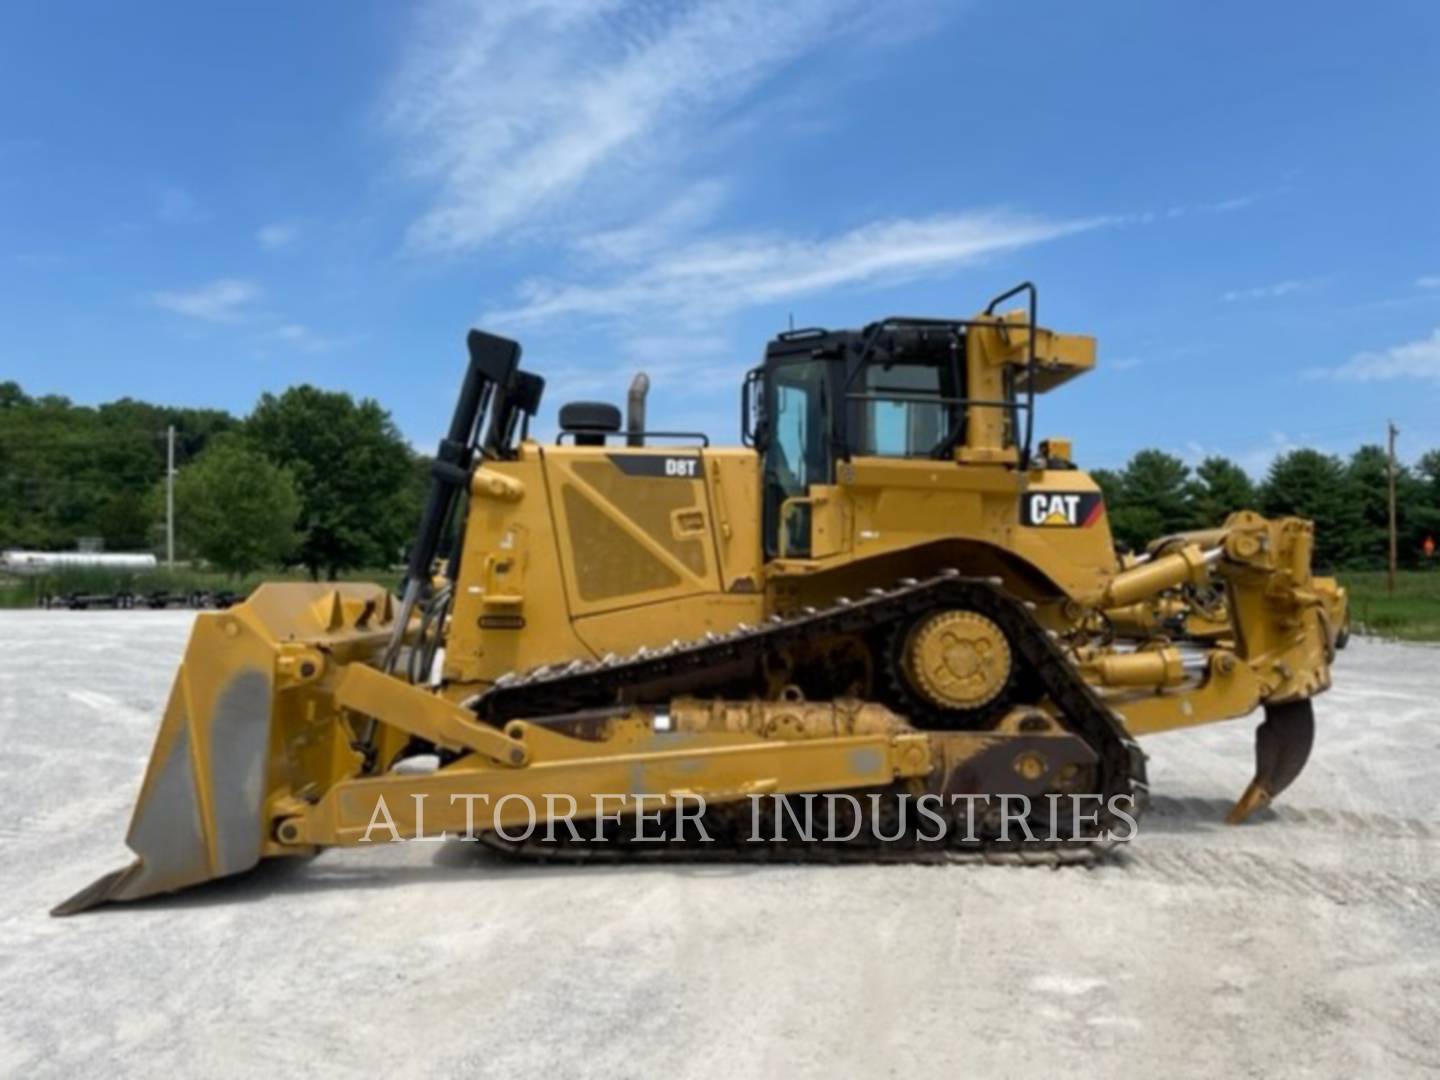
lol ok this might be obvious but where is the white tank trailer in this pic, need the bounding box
[0,550,159,575]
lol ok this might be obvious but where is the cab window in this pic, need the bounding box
[854,360,961,458]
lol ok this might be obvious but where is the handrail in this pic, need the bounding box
[556,428,710,447]
[845,391,1023,410]
[984,281,1038,469]
[832,291,1041,467]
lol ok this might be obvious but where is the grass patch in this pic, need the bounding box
[0,565,401,609]
[6,562,1434,642]
[1338,570,1440,643]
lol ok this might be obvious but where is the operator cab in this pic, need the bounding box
[749,321,1005,559]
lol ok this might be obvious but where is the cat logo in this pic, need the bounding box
[1021,491,1104,528]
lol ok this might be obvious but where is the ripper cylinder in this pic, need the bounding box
[1101,544,1216,609]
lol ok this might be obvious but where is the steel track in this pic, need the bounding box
[473,571,1149,865]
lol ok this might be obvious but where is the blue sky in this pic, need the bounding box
[3,0,1438,474]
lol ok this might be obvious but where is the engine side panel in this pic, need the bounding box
[447,443,769,687]
[444,450,591,688]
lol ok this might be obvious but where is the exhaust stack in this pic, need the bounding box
[626,372,649,447]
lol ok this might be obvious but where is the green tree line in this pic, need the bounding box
[5,373,1435,579]
[0,380,427,578]
[1094,447,1440,571]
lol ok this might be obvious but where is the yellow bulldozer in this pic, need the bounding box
[56,283,1347,915]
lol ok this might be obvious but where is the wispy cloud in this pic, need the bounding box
[612,335,738,392]
[1320,328,1440,382]
[273,324,328,350]
[257,222,300,250]
[1234,434,1301,478]
[570,181,729,263]
[1182,432,1300,478]
[1220,279,1305,303]
[1417,275,1440,289]
[149,278,262,322]
[1162,193,1263,220]
[384,0,930,253]
[523,333,741,437]
[1206,194,1260,213]
[487,209,1108,325]
[259,324,351,352]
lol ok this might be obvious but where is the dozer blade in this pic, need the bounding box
[1226,698,1315,825]
[53,582,393,916]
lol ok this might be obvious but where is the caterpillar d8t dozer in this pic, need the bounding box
[56,283,1347,915]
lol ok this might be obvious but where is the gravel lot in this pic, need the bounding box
[1,611,1437,1078]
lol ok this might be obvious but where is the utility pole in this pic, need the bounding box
[1387,420,1399,594]
[166,425,175,569]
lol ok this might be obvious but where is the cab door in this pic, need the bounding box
[762,359,832,558]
